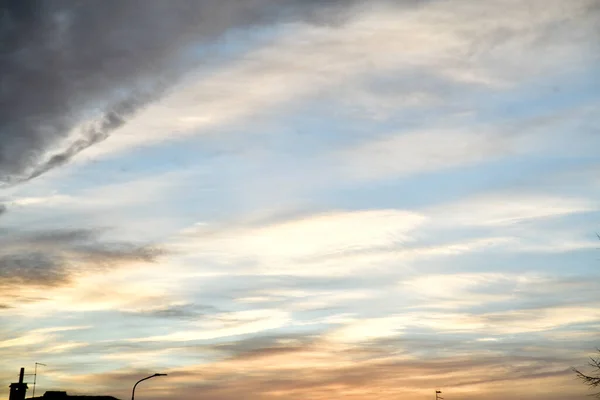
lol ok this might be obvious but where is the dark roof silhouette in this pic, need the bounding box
[30,391,121,400]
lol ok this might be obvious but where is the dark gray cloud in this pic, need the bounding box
[0,227,163,290]
[15,89,161,185]
[0,0,369,185]
[0,251,66,285]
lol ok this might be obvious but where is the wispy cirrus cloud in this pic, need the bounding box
[1,1,599,399]
[171,209,425,276]
[67,0,600,165]
[426,192,597,227]
[57,335,590,400]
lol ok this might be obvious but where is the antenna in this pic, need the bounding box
[32,362,46,399]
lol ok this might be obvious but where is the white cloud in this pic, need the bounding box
[480,306,600,334]
[0,167,198,242]
[8,194,73,207]
[172,209,426,275]
[428,193,596,227]
[327,305,600,340]
[128,309,290,343]
[399,272,598,310]
[334,98,600,182]
[403,273,514,306]
[0,326,90,349]
[38,341,88,354]
[327,316,406,344]
[236,288,378,312]
[336,129,511,181]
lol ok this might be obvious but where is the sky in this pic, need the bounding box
[1,0,600,399]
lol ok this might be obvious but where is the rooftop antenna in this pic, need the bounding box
[32,362,46,398]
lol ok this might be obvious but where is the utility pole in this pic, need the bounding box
[32,362,46,398]
[435,390,443,400]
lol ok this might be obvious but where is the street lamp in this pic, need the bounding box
[436,390,443,400]
[131,373,167,400]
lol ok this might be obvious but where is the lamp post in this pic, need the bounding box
[131,373,167,400]
[435,390,443,400]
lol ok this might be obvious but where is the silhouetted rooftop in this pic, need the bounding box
[29,391,121,400]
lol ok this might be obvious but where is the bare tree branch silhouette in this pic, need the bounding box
[573,350,600,398]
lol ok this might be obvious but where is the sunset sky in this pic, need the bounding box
[1,1,600,399]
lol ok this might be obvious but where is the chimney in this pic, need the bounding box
[8,368,28,400]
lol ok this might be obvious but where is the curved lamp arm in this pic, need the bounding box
[131,373,167,400]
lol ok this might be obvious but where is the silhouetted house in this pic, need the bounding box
[31,392,120,400]
[6,368,120,400]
